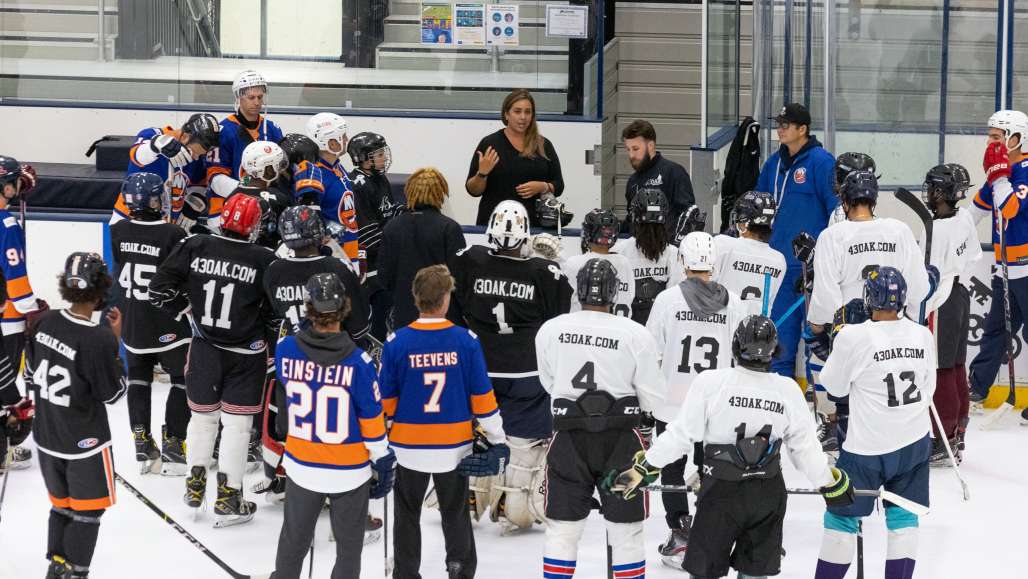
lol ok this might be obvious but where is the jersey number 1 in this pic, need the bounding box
[200,279,235,329]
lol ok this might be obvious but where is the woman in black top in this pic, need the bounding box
[466,89,565,227]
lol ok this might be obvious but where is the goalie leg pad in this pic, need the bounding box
[488,436,548,531]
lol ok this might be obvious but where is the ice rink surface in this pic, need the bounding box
[0,382,1023,578]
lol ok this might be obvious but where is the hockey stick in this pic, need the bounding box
[981,213,1019,430]
[114,472,271,579]
[643,484,930,517]
[384,494,394,576]
[0,449,10,524]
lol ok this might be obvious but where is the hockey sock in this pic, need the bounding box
[126,381,152,431]
[606,521,645,579]
[185,410,220,469]
[544,519,586,578]
[885,506,919,579]
[164,382,190,440]
[62,509,103,569]
[219,412,252,489]
[47,508,71,559]
[814,513,858,579]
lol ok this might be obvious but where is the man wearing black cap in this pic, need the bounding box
[755,103,837,381]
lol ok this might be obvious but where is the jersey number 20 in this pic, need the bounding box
[286,381,351,443]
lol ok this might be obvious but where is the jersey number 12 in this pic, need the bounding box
[883,371,922,407]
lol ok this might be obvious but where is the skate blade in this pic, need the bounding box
[7,460,31,470]
[191,500,206,522]
[213,513,254,528]
[160,462,187,477]
[660,552,686,570]
[245,461,260,474]
[140,458,163,475]
[363,528,381,545]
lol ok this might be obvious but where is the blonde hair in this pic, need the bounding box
[405,167,449,209]
[501,89,548,160]
[413,264,455,313]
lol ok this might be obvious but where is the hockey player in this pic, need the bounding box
[645,231,748,568]
[113,113,220,226]
[149,192,277,527]
[563,209,635,318]
[279,132,321,200]
[206,70,285,225]
[920,164,980,464]
[26,252,127,579]
[110,173,193,476]
[713,190,787,315]
[272,273,394,579]
[301,112,360,273]
[816,267,935,579]
[535,258,665,579]
[612,188,682,325]
[451,200,571,532]
[608,315,852,579]
[228,140,292,249]
[379,264,509,579]
[829,152,877,226]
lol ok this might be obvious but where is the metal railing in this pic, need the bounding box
[113,0,221,60]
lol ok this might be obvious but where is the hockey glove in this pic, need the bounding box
[150,134,193,169]
[531,233,562,261]
[25,299,49,335]
[795,270,814,296]
[456,443,510,477]
[803,324,832,361]
[792,232,816,267]
[369,448,396,499]
[17,164,37,194]
[604,450,660,500]
[2,397,35,447]
[831,298,869,337]
[984,141,1012,185]
[673,206,707,246]
[819,467,855,508]
[176,189,208,232]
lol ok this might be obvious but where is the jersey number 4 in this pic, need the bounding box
[883,371,922,407]
[33,360,72,408]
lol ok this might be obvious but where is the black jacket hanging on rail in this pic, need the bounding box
[720,117,762,232]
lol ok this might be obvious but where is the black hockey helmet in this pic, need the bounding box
[535,195,574,229]
[947,163,971,191]
[630,188,669,225]
[181,113,221,151]
[839,169,878,207]
[279,205,326,250]
[834,152,876,189]
[0,156,21,187]
[581,208,619,252]
[63,252,109,291]
[347,132,391,173]
[922,164,964,205]
[732,315,779,368]
[576,257,619,308]
[279,133,320,166]
[672,205,707,247]
[305,272,347,314]
[733,190,776,227]
[122,172,168,219]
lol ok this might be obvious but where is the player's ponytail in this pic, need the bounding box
[634,221,668,262]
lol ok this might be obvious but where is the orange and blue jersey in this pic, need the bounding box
[305,158,360,270]
[974,154,1028,278]
[205,114,283,221]
[112,126,207,224]
[0,208,36,336]
[275,335,388,493]
[379,318,505,473]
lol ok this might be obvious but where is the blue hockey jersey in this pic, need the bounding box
[112,126,208,223]
[205,113,284,220]
[973,153,1028,279]
[0,208,37,335]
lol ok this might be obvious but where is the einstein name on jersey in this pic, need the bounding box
[728,395,785,414]
[473,277,536,301]
[847,241,898,255]
[189,257,258,284]
[280,357,354,386]
[675,310,728,324]
[35,331,77,360]
[731,260,782,278]
[118,242,161,257]
[872,347,926,362]
[556,332,620,350]
[408,351,459,368]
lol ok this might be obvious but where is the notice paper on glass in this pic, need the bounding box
[421,3,454,44]
[545,4,588,38]
[454,3,486,45]
[486,4,519,46]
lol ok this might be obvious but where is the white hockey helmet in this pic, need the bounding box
[487,200,531,251]
[305,112,349,154]
[240,141,287,183]
[233,69,267,98]
[679,231,716,272]
[988,109,1028,152]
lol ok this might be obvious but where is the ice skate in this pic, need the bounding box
[251,474,286,505]
[1020,407,1028,426]
[969,390,986,415]
[929,437,961,467]
[659,514,692,570]
[132,425,161,475]
[160,426,187,476]
[45,555,72,578]
[364,514,383,545]
[213,472,256,528]
[9,445,32,470]
[184,465,207,513]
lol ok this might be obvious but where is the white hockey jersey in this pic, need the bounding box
[535,310,665,413]
[563,251,637,320]
[808,218,930,325]
[712,235,787,316]
[922,207,983,312]
[612,237,682,323]
[820,318,936,456]
[645,282,747,423]
[645,365,835,488]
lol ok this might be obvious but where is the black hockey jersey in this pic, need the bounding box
[26,310,126,459]
[150,234,277,354]
[263,255,371,340]
[110,219,192,353]
[230,183,294,249]
[452,245,572,375]
[348,168,394,282]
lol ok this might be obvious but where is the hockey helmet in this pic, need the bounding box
[733,190,776,228]
[233,69,267,99]
[279,205,327,250]
[922,164,967,205]
[306,112,348,153]
[834,152,877,189]
[535,195,573,229]
[305,272,347,315]
[863,266,907,312]
[0,156,21,188]
[181,113,221,152]
[221,192,263,241]
[947,163,971,192]
[630,188,669,225]
[839,169,878,207]
[486,200,531,251]
[279,133,319,167]
[679,231,716,272]
[122,172,169,219]
[988,109,1028,152]
[732,315,779,367]
[63,252,109,291]
[347,132,391,174]
[576,257,619,308]
[672,205,707,247]
[240,141,288,184]
[581,209,619,251]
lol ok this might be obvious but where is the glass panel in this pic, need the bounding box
[707,0,740,139]
[946,0,997,132]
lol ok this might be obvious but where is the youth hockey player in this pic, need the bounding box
[228,140,292,249]
[113,113,220,225]
[26,252,127,579]
[149,192,277,527]
[645,230,748,568]
[713,190,787,315]
[535,258,665,579]
[451,200,571,532]
[828,152,877,226]
[302,112,360,273]
[563,209,635,318]
[611,188,682,325]
[921,164,979,464]
[816,266,935,579]
[272,273,394,579]
[379,264,509,579]
[279,132,321,200]
[110,173,193,476]
[608,315,852,579]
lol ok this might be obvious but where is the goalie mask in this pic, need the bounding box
[486,200,531,251]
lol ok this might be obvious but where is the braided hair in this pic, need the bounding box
[405,167,449,209]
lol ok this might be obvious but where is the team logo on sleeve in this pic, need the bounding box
[250,340,267,351]
[794,168,807,184]
[159,333,178,344]
[77,437,99,449]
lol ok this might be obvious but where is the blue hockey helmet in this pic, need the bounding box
[863,266,907,312]
[121,172,169,218]
[839,169,879,207]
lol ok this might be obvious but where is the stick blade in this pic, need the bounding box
[894,187,933,223]
[979,403,1015,430]
[879,490,931,517]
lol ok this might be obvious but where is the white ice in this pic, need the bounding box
[0,382,1023,578]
